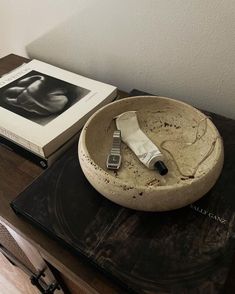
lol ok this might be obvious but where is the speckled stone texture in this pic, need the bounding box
[78,96,224,211]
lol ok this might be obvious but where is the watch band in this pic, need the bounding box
[111,130,121,155]
[106,130,122,170]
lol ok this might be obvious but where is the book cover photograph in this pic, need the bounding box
[0,60,117,157]
[11,109,235,294]
[0,70,90,126]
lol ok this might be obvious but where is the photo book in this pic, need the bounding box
[0,60,117,162]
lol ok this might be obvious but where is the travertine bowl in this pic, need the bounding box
[78,96,224,211]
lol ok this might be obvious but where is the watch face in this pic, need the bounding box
[108,155,120,164]
[107,154,121,170]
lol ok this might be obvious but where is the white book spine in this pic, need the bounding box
[0,126,43,156]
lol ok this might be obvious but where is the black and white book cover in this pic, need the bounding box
[0,60,117,157]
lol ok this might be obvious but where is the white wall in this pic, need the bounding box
[0,0,88,57]
[1,0,235,118]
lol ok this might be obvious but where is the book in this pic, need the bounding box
[11,97,235,293]
[0,60,117,158]
[0,132,80,169]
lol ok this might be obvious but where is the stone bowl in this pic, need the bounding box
[78,96,224,211]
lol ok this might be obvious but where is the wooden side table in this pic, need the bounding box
[0,54,123,293]
[0,54,234,294]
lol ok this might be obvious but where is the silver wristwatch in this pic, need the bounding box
[106,130,122,170]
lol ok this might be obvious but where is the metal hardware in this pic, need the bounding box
[0,245,61,293]
[44,282,60,293]
[106,130,122,170]
[30,267,47,292]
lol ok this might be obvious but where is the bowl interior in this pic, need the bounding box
[84,96,221,189]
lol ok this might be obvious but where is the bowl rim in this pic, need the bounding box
[79,95,224,191]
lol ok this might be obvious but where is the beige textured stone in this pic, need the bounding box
[78,96,224,211]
